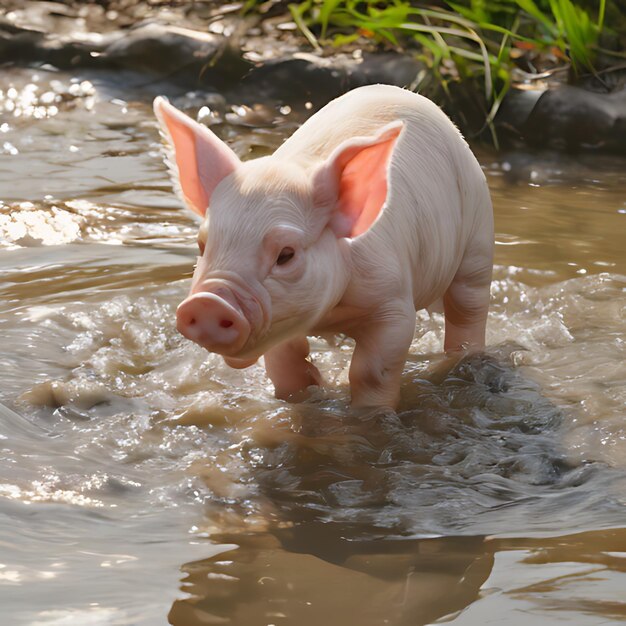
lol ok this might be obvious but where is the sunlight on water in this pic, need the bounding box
[0,482,105,507]
[0,203,83,248]
[0,75,95,122]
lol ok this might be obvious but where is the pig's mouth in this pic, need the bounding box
[176,275,270,360]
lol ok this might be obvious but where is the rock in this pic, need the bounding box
[349,51,427,89]
[525,85,626,153]
[499,83,626,154]
[238,55,348,108]
[102,23,222,75]
[0,17,249,87]
[495,86,544,138]
[0,22,98,68]
[237,51,426,110]
[99,22,252,88]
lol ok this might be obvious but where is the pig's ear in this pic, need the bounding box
[154,97,240,218]
[312,121,404,238]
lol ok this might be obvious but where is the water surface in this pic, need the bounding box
[1,68,625,625]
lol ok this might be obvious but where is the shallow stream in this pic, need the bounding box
[1,67,625,625]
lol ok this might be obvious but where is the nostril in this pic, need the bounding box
[189,317,196,326]
[220,319,234,329]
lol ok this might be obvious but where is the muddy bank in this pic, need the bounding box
[2,0,626,152]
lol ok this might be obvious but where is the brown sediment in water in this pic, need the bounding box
[0,62,625,624]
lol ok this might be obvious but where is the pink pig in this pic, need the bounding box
[154,84,493,409]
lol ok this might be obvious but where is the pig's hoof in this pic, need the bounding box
[274,363,322,403]
[224,356,258,369]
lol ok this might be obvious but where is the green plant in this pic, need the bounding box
[246,0,612,142]
[278,1,532,141]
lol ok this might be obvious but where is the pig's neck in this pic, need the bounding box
[311,303,371,336]
[310,241,373,337]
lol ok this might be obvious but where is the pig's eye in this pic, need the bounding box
[276,247,295,266]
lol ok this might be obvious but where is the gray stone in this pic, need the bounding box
[101,23,225,76]
[500,83,626,154]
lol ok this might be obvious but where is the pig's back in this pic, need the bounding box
[276,85,491,309]
[274,84,461,164]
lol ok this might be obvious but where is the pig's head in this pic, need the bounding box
[154,97,402,366]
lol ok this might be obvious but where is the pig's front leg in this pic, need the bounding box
[264,336,322,402]
[349,304,416,409]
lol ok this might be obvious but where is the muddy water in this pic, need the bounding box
[1,68,625,626]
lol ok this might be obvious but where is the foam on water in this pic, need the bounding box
[4,263,624,540]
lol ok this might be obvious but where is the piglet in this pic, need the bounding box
[154,84,493,409]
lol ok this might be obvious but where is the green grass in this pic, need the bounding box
[246,0,617,142]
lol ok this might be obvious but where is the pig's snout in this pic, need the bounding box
[176,290,250,355]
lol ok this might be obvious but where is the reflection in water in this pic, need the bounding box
[1,66,625,625]
[170,528,626,626]
[170,530,495,626]
[466,529,626,625]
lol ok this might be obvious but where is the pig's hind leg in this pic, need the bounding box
[442,248,492,353]
[264,336,322,402]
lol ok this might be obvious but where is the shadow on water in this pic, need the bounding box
[169,526,626,626]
